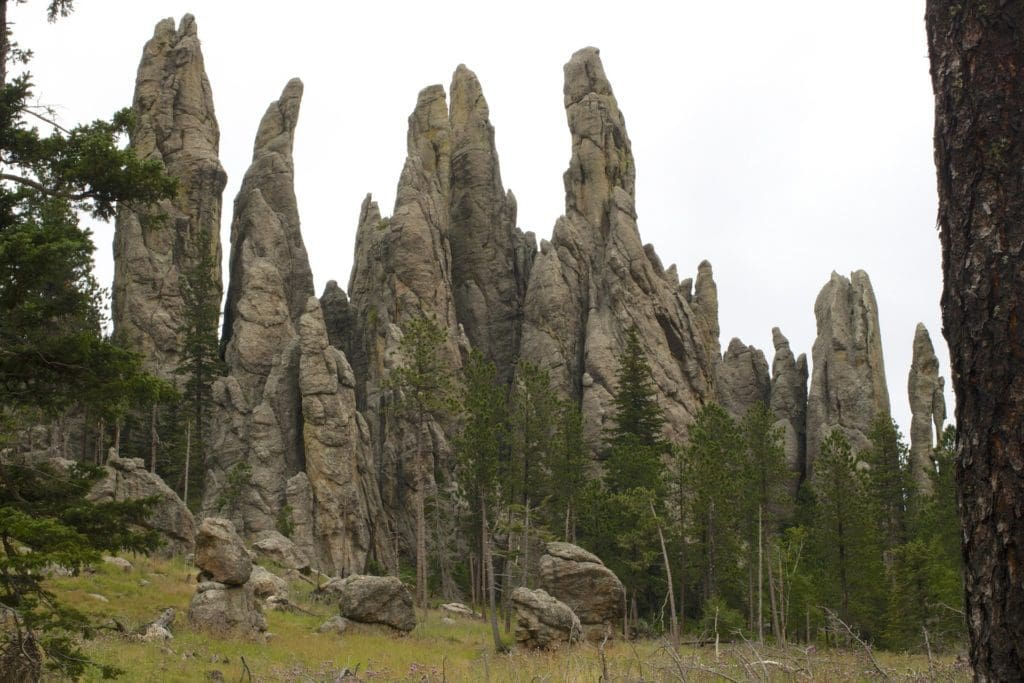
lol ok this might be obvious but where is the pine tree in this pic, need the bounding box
[387,315,455,609]
[546,400,588,541]
[455,350,508,652]
[509,360,557,508]
[861,413,911,551]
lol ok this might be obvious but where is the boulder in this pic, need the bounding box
[317,615,350,635]
[538,542,624,641]
[512,587,581,650]
[249,565,288,599]
[251,530,310,572]
[187,581,266,640]
[88,454,196,555]
[103,555,133,572]
[328,575,415,632]
[195,518,251,586]
[441,602,481,620]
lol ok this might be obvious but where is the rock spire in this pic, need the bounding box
[907,323,946,493]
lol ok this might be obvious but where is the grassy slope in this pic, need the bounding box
[50,556,970,682]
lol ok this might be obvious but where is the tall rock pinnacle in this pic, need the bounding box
[718,338,771,420]
[113,15,226,380]
[907,323,946,493]
[206,81,393,575]
[448,65,534,384]
[520,47,718,447]
[806,270,891,475]
[769,328,808,495]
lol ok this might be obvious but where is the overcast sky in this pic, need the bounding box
[11,1,947,439]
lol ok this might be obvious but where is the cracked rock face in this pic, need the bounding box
[718,338,771,420]
[769,328,809,496]
[806,271,891,476]
[113,14,226,380]
[205,82,393,576]
[907,323,946,494]
[519,47,719,449]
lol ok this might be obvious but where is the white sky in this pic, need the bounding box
[10,1,948,439]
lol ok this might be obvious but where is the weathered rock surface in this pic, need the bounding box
[195,518,251,586]
[769,328,808,495]
[718,338,771,419]
[317,615,350,635]
[88,454,195,555]
[512,587,581,650]
[112,15,226,380]
[346,85,465,548]
[519,48,718,449]
[806,271,891,476]
[251,530,310,573]
[188,580,266,639]
[538,542,623,641]
[204,79,309,536]
[330,575,416,632]
[296,297,395,575]
[448,65,534,385]
[908,323,946,493]
[249,565,288,599]
[320,280,353,356]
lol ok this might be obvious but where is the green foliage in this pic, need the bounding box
[276,504,295,539]
[455,350,506,508]
[809,429,885,637]
[606,327,667,452]
[0,459,160,679]
[698,595,746,640]
[388,315,457,429]
[508,361,557,507]
[544,400,589,540]
[861,413,911,549]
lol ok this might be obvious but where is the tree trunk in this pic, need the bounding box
[415,424,428,610]
[149,404,158,473]
[758,505,764,644]
[182,420,191,507]
[650,501,679,648]
[926,4,1024,679]
[482,499,503,652]
[767,542,781,643]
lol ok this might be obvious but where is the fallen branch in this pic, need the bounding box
[822,607,890,682]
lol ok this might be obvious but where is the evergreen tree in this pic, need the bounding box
[0,4,177,676]
[508,360,557,508]
[174,228,224,506]
[545,400,588,541]
[387,315,455,609]
[604,327,667,496]
[861,413,911,551]
[809,429,885,638]
[455,350,507,652]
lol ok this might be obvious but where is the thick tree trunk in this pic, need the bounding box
[926,4,1024,679]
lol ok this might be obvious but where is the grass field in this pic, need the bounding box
[47,555,970,682]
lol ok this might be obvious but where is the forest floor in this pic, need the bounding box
[50,555,971,682]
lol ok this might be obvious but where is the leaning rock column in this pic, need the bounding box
[907,323,946,494]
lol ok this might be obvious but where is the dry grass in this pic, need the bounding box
[47,556,971,682]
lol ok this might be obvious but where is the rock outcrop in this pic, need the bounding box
[806,271,891,475]
[519,47,719,449]
[908,323,946,493]
[448,65,535,384]
[188,518,266,639]
[769,328,808,494]
[251,530,310,573]
[346,84,466,547]
[718,338,771,419]
[538,542,624,641]
[194,518,251,585]
[205,81,394,576]
[88,454,196,555]
[328,575,416,632]
[512,587,581,650]
[204,79,309,536]
[112,15,226,380]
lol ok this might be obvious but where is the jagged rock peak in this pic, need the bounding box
[112,13,225,380]
[769,327,809,496]
[319,280,352,355]
[718,338,770,419]
[448,63,532,384]
[222,78,313,349]
[562,47,634,227]
[908,323,946,493]
[806,270,890,476]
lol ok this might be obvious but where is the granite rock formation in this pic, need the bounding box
[512,587,581,650]
[112,15,226,380]
[806,271,891,475]
[769,328,809,494]
[194,517,252,586]
[88,454,196,556]
[718,338,771,419]
[188,518,266,639]
[205,81,394,576]
[330,575,416,632]
[538,542,624,641]
[519,47,719,449]
[907,323,946,493]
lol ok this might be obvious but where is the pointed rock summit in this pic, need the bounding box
[718,338,770,420]
[806,271,890,474]
[520,47,718,447]
[769,328,808,494]
[908,323,946,493]
[113,15,226,380]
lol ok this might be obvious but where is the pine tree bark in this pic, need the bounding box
[926,4,1024,679]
